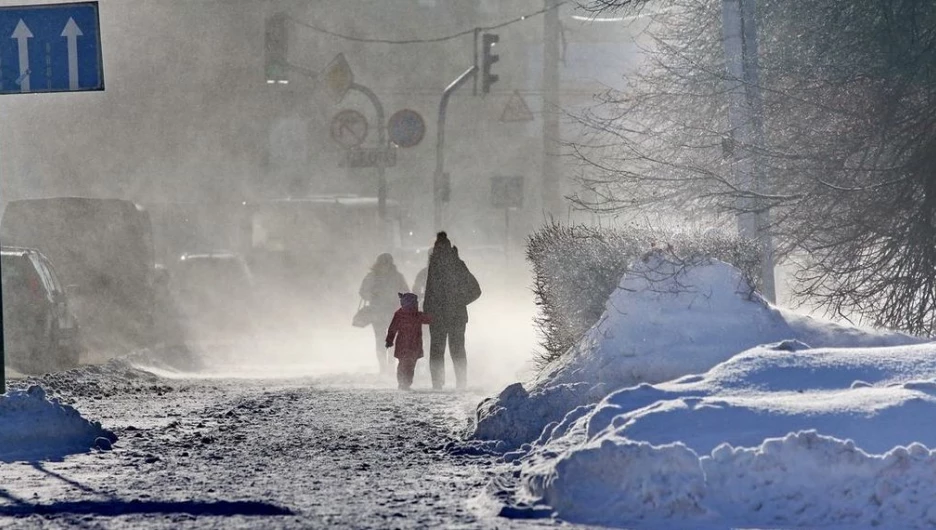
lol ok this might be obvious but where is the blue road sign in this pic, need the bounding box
[0,2,103,94]
[388,109,425,149]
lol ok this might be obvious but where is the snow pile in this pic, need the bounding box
[525,438,708,525]
[0,385,116,460]
[703,431,936,528]
[472,382,609,453]
[557,343,936,455]
[526,430,936,528]
[512,343,936,527]
[474,257,920,449]
[15,358,169,398]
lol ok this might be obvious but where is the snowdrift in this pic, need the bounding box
[515,342,936,527]
[0,385,116,460]
[473,256,920,450]
[473,256,936,527]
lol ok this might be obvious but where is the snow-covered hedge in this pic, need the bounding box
[472,242,936,526]
[474,257,919,451]
[528,223,760,366]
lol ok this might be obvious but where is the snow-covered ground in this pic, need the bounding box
[474,256,936,528]
[0,360,575,529]
[0,276,557,528]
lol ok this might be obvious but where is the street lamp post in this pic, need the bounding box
[434,66,478,232]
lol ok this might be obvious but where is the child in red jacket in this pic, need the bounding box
[385,292,432,390]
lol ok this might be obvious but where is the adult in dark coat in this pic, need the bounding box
[422,232,481,389]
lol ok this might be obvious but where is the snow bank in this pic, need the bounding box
[474,257,920,449]
[0,386,117,460]
[473,382,608,451]
[524,428,936,528]
[555,343,936,454]
[510,341,936,527]
[524,437,708,526]
[703,431,936,528]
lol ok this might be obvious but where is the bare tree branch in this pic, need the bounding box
[568,0,936,334]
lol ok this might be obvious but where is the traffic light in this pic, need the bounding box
[265,12,289,83]
[481,33,499,94]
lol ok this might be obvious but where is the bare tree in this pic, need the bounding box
[570,0,936,335]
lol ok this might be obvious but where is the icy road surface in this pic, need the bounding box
[0,363,567,529]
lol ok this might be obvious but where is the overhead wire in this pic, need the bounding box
[287,2,567,45]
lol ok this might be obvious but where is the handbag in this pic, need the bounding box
[352,300,376,328]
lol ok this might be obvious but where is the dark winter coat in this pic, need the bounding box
[422,247,481,325]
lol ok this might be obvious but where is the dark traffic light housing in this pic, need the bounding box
[265,12,289,83]
[481,33,499,95]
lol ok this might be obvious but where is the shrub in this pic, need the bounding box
[527,222,761,367]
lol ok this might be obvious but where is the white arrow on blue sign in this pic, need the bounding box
[0,2,103,94]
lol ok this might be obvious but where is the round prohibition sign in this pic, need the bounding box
[330,109,369,148]
[388,109,426,148]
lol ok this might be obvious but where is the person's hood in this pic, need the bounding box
[399,292,419,311]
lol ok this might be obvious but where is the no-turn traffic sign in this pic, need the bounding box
[330,109,368,148]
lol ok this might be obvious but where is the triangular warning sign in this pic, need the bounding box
[500,90,534,123]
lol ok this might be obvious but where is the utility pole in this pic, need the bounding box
[721,0,776,302]
[541,0,562,220]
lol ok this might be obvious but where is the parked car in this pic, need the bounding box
[170,252,255,341]
[0,197,157,353]
[1,247,81,374]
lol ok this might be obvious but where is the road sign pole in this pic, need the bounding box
[345,81,396,249]
[347,82,386,220]
[434,66,477,232]
[320,55,392,245]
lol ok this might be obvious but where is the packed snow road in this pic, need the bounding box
[0,360,565,529]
